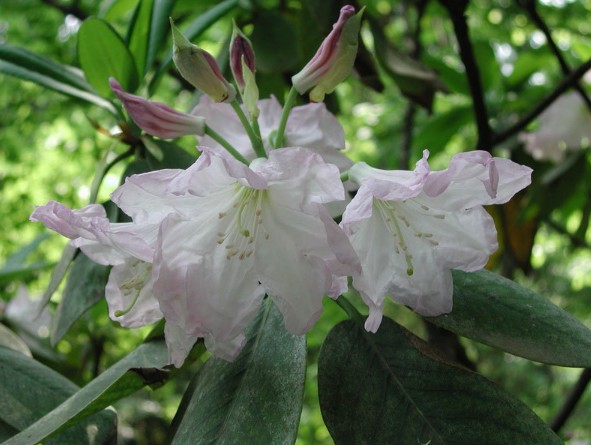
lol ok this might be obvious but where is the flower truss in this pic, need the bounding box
[31,5,532,366]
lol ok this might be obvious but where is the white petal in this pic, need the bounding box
[164,322,199,368]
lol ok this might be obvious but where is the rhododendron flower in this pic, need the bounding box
[192,96,352,171]
[291,5,362,102]
[111,146,360,365]
[519,91,591,162]
[30,201,162,328]
[341,150,532,332]
[110,78,205,139]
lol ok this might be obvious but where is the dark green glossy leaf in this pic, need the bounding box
[319,316,562,444]
[149,0,239,94]
[251,10,300,74]
[146,0,176,73]
[427,269,591,367]
[2,340,168,445]
[77,17,139,97]
[0,346,117,445]
[0,324,32,357]
[127,0,153,78]
[169,299,306,445]
[0,48,116,112]
[369,19,447,111]
[50,253,110,345]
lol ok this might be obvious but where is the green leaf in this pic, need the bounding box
[77,17,139,97]
[149,0,239,95]
[2,340,168,445]
[251,10,300,74]
[369,19,448,111]
[169,299,306,444]
[318,316,562,444]
[0,324,32,357]
[146,0,176,73]
[50,253,110,345]
[413,104,473,152]
[127,0,153,78]
[0,346,117,445]
[427,269,591,367]
[0,48,116,112]
[36,244,77,316]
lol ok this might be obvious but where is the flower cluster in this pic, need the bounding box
[31,6,532,366]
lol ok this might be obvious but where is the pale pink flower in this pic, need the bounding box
[341,150,532,332]
[114,146,360,364]
[30,201,162,328]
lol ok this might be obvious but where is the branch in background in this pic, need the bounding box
[550,368,591,433]
[40,0,88,21]
[400,0,427,170]
[493,57,591,146]
[519,0,591,112]
[545,218,591,250]
[439,0,493,152]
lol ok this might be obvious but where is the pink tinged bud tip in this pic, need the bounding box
[291,5,362,102]
[170,18,236,103]
[109,78,205,139]
[230,24,256,92]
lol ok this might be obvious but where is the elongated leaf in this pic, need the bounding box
[319,317,562,444]
[149,0,239,95]
[77,17,139,97]
[2,340,168,445]
[146,0,176,73]
[127,0,153,78]
[0,60,116,113]
[36,244,77,316]
[51,253,110,345]
[0,324,32,357]
[169,299,306,444]
[427,269,591,367]
[0,346,117,445]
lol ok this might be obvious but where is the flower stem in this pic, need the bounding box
[205,126,250,165]
[335,295,365,324]
[340,170,350,182]
[231,100,266,158]
[274,86,299,148]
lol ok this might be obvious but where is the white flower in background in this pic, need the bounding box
[519,91,591,162]
[192,96,353,172]
[340,150,532,332]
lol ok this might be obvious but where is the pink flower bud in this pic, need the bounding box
[292,5,362,102]
[170,19,236,103]
[230,23,256,93]
[110,78,205,139]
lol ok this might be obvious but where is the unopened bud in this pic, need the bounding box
[110,78,205,139]
[230,22,256,93]
[291,5,362,102]
[241,57,259,118]
[170,18,236,102]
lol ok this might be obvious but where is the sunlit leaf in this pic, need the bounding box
[169,299,306,444]
[0,46,116,113]
[0,346,117,445]
[77,17,139,96]
[427,269,591,367]
[0,324,32,357]
[319,316,562,444]
[50,253,110,345]
[2,340,168,445]
[127,0,153,77]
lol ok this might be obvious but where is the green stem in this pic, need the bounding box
[340,170,350,182]
[89,146,134,204]
[274,86,299,148]
[335,295,365,324]
[231,100,266,158]
[205,126,250,165]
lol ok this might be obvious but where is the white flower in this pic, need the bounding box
[519,91,591,162]
[341,150,532,332]
[30,201,162,328]
[112,146,360,364]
